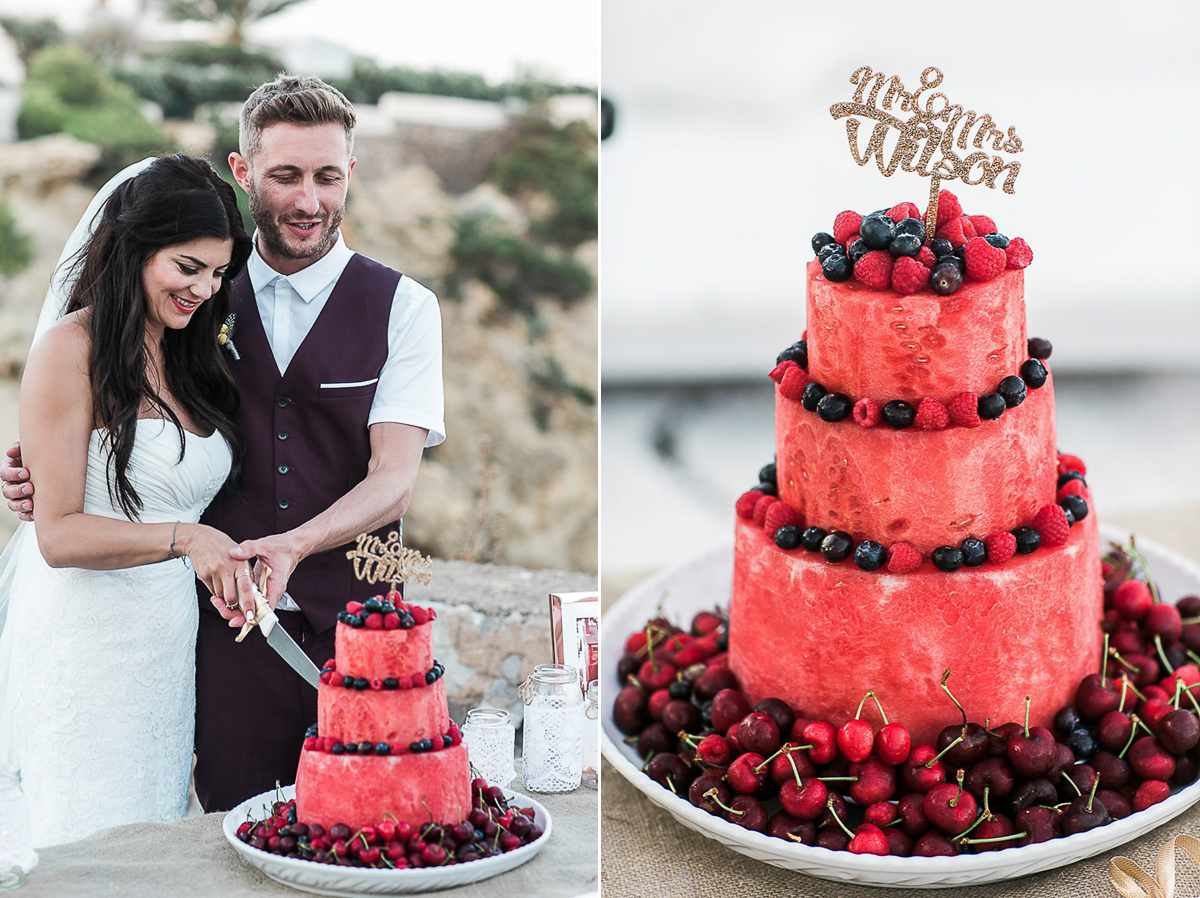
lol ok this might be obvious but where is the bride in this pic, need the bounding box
[0,154,254,847]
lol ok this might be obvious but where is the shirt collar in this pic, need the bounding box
[246,230,354,303]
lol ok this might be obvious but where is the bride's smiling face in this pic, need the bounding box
[142,237,234,335]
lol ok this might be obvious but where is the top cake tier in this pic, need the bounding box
[805,259,1027,402]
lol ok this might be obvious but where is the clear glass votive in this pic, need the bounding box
[462,707,516,789]
[0,764,37,889]
[582,680,599,788]
[520,663,583,793]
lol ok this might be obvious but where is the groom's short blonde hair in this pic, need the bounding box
[239,74,356,160]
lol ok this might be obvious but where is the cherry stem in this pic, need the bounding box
[854,691,871,721]
[665,775,678,795]
[705,790,742,817]
[1155,634,1176,675]
[960,832,1025,846]
[1119,675,1145,704]
[1107,647,1137,672]
[1126,539,1161,604]
[1022,695,1032,738]
[1182,683,1200,716]
[869,690,891,726]
[1061,772,1082,797]
[826,797,855,839]
[754,745,798,774]
[928,735,963,767]
[786,749,802,786]
[1100,632,1111,679]
[817,776,859,783]
[1174,676,1184,710]
[940,668,967,726]
[1084,772,1100,814]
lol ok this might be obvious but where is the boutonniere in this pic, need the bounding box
[217,313,241,360]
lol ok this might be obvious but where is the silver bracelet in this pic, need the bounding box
[168,520,180,559]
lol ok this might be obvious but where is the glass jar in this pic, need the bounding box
[581,680,599,788]
[520,663,583,793]
[0,764,37,889]
[461,708,516,789]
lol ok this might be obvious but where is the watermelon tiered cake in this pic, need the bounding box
[295,596,471,831]
[729,194,1104,745]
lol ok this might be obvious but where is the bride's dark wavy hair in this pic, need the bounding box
[63,154,252,519]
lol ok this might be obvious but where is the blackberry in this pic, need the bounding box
[668,680,692,701]
[820,530,855,563]
[854,540,886,571]
[1028,337,1053,360]
[800,381,827,412]
[894,217,927,242]
[997,375,1028,408]
[888,233,922,258]
[881,399,916,429]
[774,525,803,550]
[1057,470,1086,488]
[846,238,869,263]
[928,237,954,258]
[977,392,1007,420]
[776,340,807,367]
[1020,358,1048,389]
[1060,494,1089,522]
[754,481,778,497]
[929,261,962,296]
[983,232,1009,249]
[800,526,827,552]
[1012,526,1041,554]
[931,546,965,572]
[860,212,896,250]
[812,232,838,255]
[816,392,852,422]
[961,537,988,567]
[817,241,841,262]
[822,253,854,283]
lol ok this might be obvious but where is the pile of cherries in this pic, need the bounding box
[612,542,1200,856]
[235,779,543,869]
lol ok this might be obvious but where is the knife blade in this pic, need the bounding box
[259,607,321,688]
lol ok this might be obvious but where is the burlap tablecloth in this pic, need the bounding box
[16,769,598,898]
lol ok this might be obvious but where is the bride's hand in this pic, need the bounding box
[1,441,35,521]
[230,534,299,612]
[177,523,256,623]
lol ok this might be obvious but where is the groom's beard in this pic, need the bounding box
[248,186,345,263]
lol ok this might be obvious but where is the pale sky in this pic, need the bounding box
[0,0,599,86]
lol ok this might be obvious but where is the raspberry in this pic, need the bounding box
[887,201,921,222]
[364,612,384,629]
[984,531,1017,564]
[329,672,345,687]
[960,216,977,239]
[833,210,863,245]
[763,502,802,534]
[947,391,982,428]
[853,250,893,290]
[752,494,778,527]
[853,397,881,428]
[1032,503,1070,548]
[963,237,1007,281]
[913,397,949,430]
[769,360,797,384]
[736,490,764,519]
[779,366,808,401]
[370,677,384,691]
[890,256,928,294]
[383,611,401,630]
[1056,479,1087,502]
[915,245,937,269]
[304,737,317,751]
[932,190,962,227]
[346,601,365,615]
[968,214,997,236]
[1006,237,1034,269]
[887,543,922,574]
[410,606,431,625]
[1058,454,1087,477]
[934,217,970,249]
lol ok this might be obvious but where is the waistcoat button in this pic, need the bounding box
[277,429,288,441]
[277,397,290,408]
[278,498,290,509]
[277,464,289,475]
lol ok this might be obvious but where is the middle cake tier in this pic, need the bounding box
[319,679,451,746]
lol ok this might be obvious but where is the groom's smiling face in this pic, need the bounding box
[232,121,356,275]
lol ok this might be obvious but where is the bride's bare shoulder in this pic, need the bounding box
[24,311,92,386]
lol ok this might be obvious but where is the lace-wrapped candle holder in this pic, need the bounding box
[582,680,599,788]
[0,765,37,889]
[462,708,516,789]
[520,663,583,793]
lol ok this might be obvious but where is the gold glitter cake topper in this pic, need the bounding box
[346,531,433,595]
[829,66,1023,235]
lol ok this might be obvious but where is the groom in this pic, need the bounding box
[3,75,445,812]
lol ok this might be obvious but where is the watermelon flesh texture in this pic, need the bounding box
[319,680,450,745]
[729,512,1103,746]
[335,622,433,680]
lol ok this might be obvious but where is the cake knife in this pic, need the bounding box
[234,568,321,688]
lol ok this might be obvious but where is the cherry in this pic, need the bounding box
[1119,653,1160,688]
[778,777,827,820]
[726,752,768,794]
[1007,777,1057,815]
[1058,762,1097,803]
[936,722,988,767]
[768,743,815,786]
[688,773,730,814]
[754,697,796,735]
[964,812,1018,853]
[1140,697,1175,730]
[1113,579,1154,621]
[646,689,672,721]
[815,828,850,851]
[692,733,731,767]
[901,744,947,792]
[1157,709,1200,754]
[896,792,930,837]
[912,831,958,857]
[635,722,674,758]
[985,721,1024,758]
[1097,788,1132,820]
[765,811,815,845]
[692,666,739,702]
[691,610,724,637]
[710,689,752,732]
[718,794,767,832]
[1091,750,1132,790]
[644,752,693,795]
[1015,805,1061,845]
[838,718,874,763]
[1129,736,1176,781]
[885,828,914,857]
[848,823,890,856]
[637,659,678,692]
[802,720,838,765]
[1076,673,1121,720]
[1061,781,1110,835]
[613,686,649,735]
[849,757,897,805]
[738,711,782,756]
[875,722,912,765]
[661,699,701,734]
[964,757,1015,799]
[1096,710,1134,752]
[922,780,978,834]
[1132,780,1171,811]
[1145,603,1183,643]
[863,800,898,828]
[1172,753,1200,786]
[1052,706,1082,738]
[1006,697,1056,777]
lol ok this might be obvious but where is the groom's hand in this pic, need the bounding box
[230,534,301,611]
[1,441,35,521]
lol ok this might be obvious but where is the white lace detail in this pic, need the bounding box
[1,419,230,847]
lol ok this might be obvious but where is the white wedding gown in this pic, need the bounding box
[0,419,231,847]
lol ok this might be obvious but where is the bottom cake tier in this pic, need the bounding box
[295,743,471,831]
[729,508,1103,746]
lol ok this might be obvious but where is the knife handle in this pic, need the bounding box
[235,564,274,643]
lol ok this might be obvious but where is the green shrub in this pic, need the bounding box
[0,201,33,277]
[115,42,282,120]
[0,16,64,66]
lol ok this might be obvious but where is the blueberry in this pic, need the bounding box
[854,540,886,571]
[409,740,424,753]
[331,742,345,755]
[961,537,988,567]
[442,735,454,748]
[1028,337,1053,360]
[668,680,692,700]
[774,525,802,550]
[425,669,438,685]
[776,340,807,367]
[812,232,838,255]
[846,238,869,263]
[816,392,852,422]
[888,233,922,258]
[1062,506,1075,526]
[1053,706,1082,737]
[717,630,728,652]
[1020,358,1048,389]
[306,724,319,738]
[931,546,965,572]
[800,382,827,412]
[375,742,391,755]
[820,530,855,563]
[881,400,916,429]
[822,253,854,283]
[997,375,1027,408]
[1012,526,1041,554]
[358,741,373,754]
[1065,728,1097,760]
[380,601,395,614]
[342,676,356,689]
[977,392,1006,420]
[952,245,965,260]
[399,612,415,629]
[800,526,827,552]
[364,597,383,613]
[758,462,777,485]
[354,677,369,690]
[928,237,954,258]
[1060,495,1089,522]
[337,611,350,624]
[420,739,434,752]
[347,614,364,628]
[894,217,926,242]
[344,741,358,754]
[929,261,962,296]
[860,212,896,250]
[983,232,1009,249]
[1057,470,1086,488]
[817,241,841,262]
[754,481,778,497]
[383,677,400,690]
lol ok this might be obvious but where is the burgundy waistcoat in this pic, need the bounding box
[200,254,403,633]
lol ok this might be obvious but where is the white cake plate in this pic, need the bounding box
[601,525,1200,889]
[222,784,551,896]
